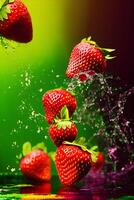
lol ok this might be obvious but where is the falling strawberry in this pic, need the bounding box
[55,143,92,186]
[20,142,51,182]
[48,106,78,147]
[49,121,78,147]
[42,89,77,124]
[66,37,115,79]
[0,0,33,43]
[55,138,104,186]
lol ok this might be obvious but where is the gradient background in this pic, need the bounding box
[0,0,133,175]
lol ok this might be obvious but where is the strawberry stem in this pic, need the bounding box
[81,36,97,46]
[54,105,70,122]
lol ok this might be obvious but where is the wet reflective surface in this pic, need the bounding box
[0,175,134,200]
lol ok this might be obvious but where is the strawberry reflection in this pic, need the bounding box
[82,186,107,200]
[20,182,51,195]
[58,186,92,200]
[58,185,107,200]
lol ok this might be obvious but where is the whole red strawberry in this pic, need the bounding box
[55,144,91,186]
[0,0,33,43]
[20,142,51,182]
[49,120,78,147]
[66,37,115,79]
[42,89,77,124]
[20,150,51,182]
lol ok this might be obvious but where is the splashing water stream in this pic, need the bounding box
[65,72,134,185]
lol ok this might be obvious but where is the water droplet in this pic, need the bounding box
[39,88,43,92]
[11,168,16,172]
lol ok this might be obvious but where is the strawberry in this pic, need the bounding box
[42,89,77,124]
[48,105,78,147]
[55,143,91,186]
[66,37,115,79]
[0,0,33,43]
[20,150,51,182]
[49,121,78,147]
[91,152,105,172]
[20,142,51,182]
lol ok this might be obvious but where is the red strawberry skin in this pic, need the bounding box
[55,144,91,186]
[48,122,78,147]
[66,42,106,78]
[42,89,77,124]
[0,0,33,43]
[91,152,105,172]
[20,150,51,182]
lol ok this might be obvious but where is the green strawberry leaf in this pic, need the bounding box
[54,115,60,123]
[101,48,115,53]
[0,0,14,21]
[90,151,98,163]
[16,153,22,160]
[48,152,56,161]
[9,0,14,3]
[101,48,116,60]
[60,105,69,120]
[0,0,14,7]
[64,140,99,163]
[0,0,6,9]
[87,146,99,163]
[57,120,72,129]
[32,142,47,152]
[75,137,87,146]
[90,145,98,151]
[22,142,32,156]
[105,55,116,60]
[68,90,76,96]
[0,5,10,21]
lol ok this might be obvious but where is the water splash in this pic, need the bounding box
[5,65,64,174]
[0,35,19,51]
[65,71,134,174]
[10,68,47,138]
